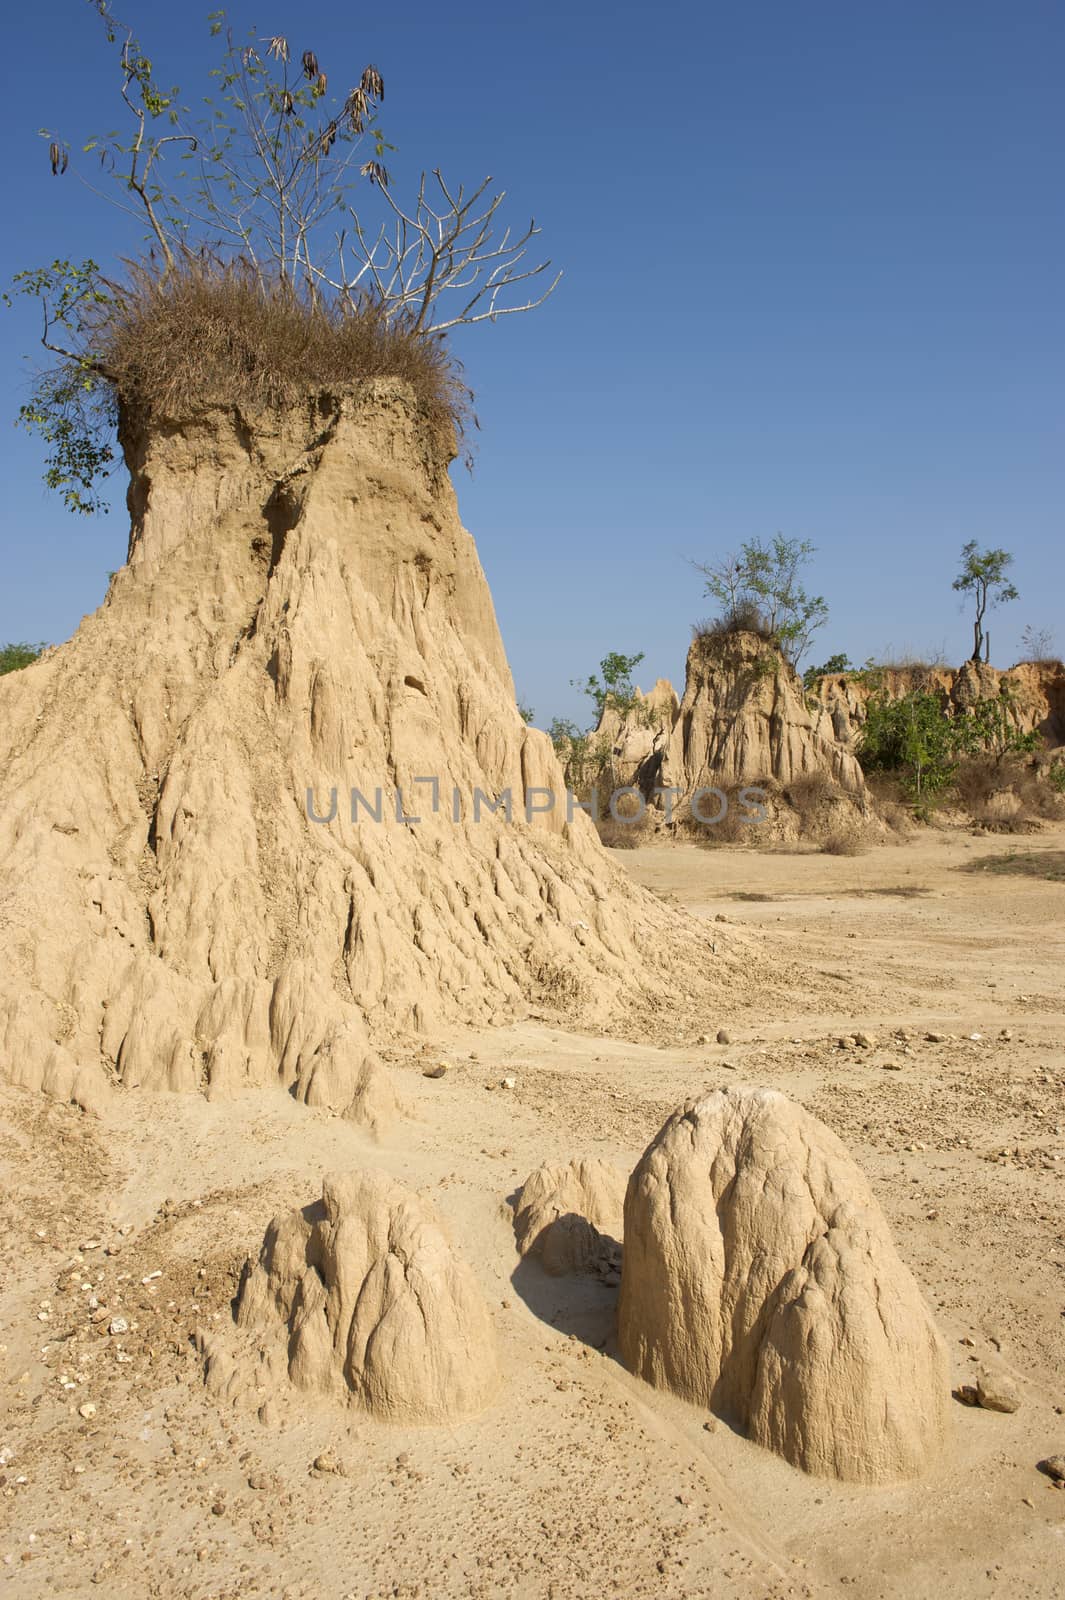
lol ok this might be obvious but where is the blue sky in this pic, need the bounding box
[1,0,1062,725]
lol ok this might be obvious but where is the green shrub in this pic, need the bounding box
[0,641,47,675]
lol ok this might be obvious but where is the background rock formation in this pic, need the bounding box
[814,658,1065,750]
[0,381,734,1112]
[232,1170,500,1421]
[617,1085,950,1483]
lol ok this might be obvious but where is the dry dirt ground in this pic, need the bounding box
[2,823,1064,1599]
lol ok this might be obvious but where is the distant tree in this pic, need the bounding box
[0,641,48,675]
[692,535,828,668]
[517,700,535,725]
[802,651,852,690]
[572,652,645,722]
[952,541,1018,663]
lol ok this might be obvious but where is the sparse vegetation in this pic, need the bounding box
[961,851,1065,883]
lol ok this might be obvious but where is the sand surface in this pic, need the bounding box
[2,824,1064,1598]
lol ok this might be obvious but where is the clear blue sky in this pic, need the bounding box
[1,0,1062,725]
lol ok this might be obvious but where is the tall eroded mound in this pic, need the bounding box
[0,381,738,1112]
[234,1171,499,1421]
[617,1086,950,1483]
[659,630,865,804]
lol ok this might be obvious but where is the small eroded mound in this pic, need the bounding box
[512,1157,625,1277]
[224,1170,500,1423]
[617,1085,950,1482]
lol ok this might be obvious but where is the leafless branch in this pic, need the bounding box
[330,169,561,332]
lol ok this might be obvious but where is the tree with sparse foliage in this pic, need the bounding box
[572,652,646,722]
[7,2,560,513]
[952,541,1018,664]
[692,535,828,668]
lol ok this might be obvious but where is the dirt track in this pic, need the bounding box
[2,824,1064,1598]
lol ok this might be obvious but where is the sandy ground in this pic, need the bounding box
[2,824,1064,1599]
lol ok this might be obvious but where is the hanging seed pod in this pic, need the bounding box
[266,36,289,62]
[282,89,295,115]
[49,141,62,176]
[361,65,384,101]
[315,72,327,96]
[346,87,367,134]
[302,50,319,80]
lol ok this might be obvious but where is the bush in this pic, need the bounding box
[858,691,961,808]
[0,641,47,675]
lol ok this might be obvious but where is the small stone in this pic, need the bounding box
[108,1317,128,1336]
[696,1034,711,1046]
[881,1061,902,1071]
[1038,1455,1065,1483]
[500,1076,517,1090]
[975,1371,1021,1413]
[422,1065,447,1080]
[853,1031,876,1049]
[78,1403,97,1420]
[312,1452,345,1476]
[716,1030,731,1045]
[969,1033,983,1042]
[69,1530,87,1549]
[925,1032,948,1044]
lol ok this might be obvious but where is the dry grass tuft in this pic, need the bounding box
[691,600,779,651]
[94,259,469,439]
[819,831,867,856]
